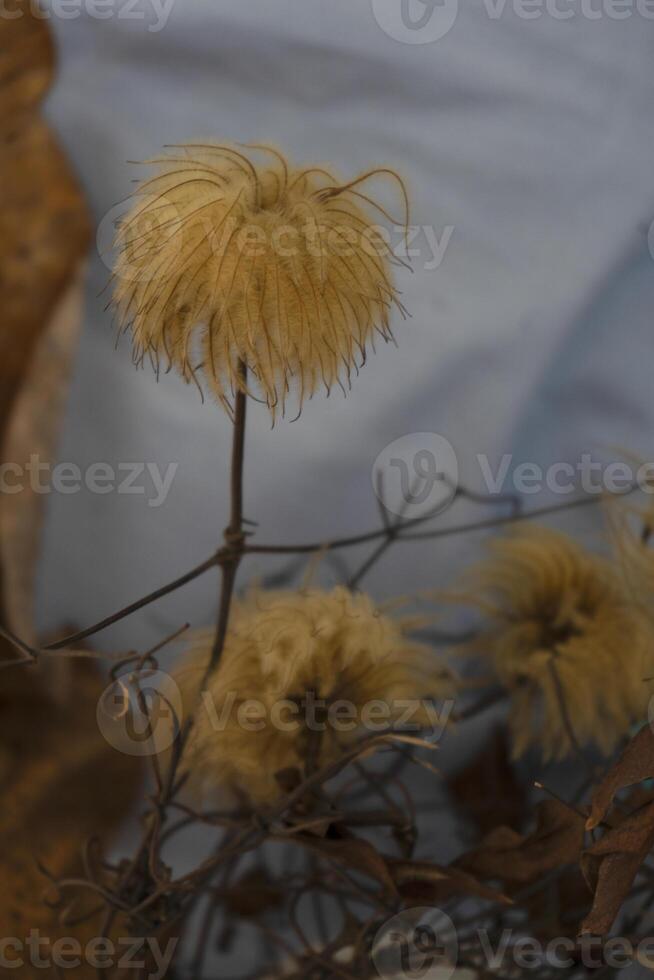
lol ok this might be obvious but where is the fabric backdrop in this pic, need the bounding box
[39,0,654,655]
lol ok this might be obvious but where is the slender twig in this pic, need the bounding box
[0,624,38,663]
[43,554,220,651]
[5,485,635,669]
[209,362,248,672]
[547,656,596,778]
[250,486,624,555]
[348,478,519,589]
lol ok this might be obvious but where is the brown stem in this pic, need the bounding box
[209,363,248,672]
[43,554,220,652]
[547,655,595,777]
[6,464,640,669]
[250,486,630,555]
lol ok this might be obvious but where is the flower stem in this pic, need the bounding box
[209,362,247,672]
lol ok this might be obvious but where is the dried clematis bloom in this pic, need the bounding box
[174,587,453,803]
[112,143,407,421]
[608,495,654,618]
[451,526,653,761]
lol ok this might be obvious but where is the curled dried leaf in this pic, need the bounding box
[587,724,654,830]
[456,799,586,886]
[581,801,654,936]
[389,859,511,907]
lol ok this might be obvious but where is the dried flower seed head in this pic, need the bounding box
[175,587,452,803]
[451,526,653,760]
[608,496,654,618]
[112,143,408,422]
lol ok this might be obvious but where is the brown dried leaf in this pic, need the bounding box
[274,766,303,795]
[0,1,53,118]
[0,660,142,976]
[587,725,654,830]
[448,727,527,839]
[389,859,511,906]
[456,799,586,885]
[223,869,284,919]
[277,834,397,895]
[581,800,654,936]
[522,867,592,941]
[1,272,86,652]
[0,0,89,693]
[0,114,89,423]
[0,13,138,977]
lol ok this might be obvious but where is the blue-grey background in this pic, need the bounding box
[39,0,654,654]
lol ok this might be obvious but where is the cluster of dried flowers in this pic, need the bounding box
[26,143,654,977]
[167,520,654,808]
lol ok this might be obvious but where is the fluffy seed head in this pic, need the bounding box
[175,587,452,803]
[609,496,654,618]
[451,526,653,760]
[112,143,408,422]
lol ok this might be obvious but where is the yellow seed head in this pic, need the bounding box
[112,144,408,422]
[174,587,452,803]
[450,526,653,760]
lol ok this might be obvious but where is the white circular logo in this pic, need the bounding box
[372,432,458,519]
[372,907,458,980]
[371,0,459,44]
[97,669,182,757]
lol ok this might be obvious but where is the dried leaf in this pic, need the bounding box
[0,1,53,118]
[0,272,86,653]
[223,869,284,919]
[274,767,303,795]
[0,12,137,976]
[581,800,654,936]
[448,727,527,839]
[275,834,397,895]
[522,867,591,941]
[0,96,89,427]
[456,799,586,885]
[587,725,654,830]
[0,0,89,695]
[389,859,511,906]
[0,660,142,976]
[281,834,512,907]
